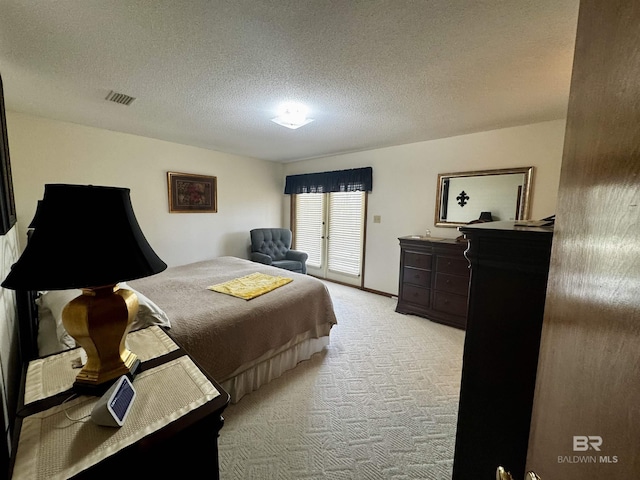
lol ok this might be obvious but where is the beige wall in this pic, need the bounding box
[6,112,285,267]
[284,119,566,294]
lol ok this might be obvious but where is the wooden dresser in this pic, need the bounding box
[396,236,470,329]
[452,221,553,480]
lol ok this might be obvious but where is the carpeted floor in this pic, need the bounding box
[218,280,465,479]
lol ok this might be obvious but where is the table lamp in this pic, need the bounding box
[26,199,43,240]
[2,184,167,394]
[27,200,44,229]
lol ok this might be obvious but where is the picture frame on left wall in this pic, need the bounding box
[0,74,17,234]
[167,172,217,213]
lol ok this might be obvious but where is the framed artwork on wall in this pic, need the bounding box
[0,74,17,234]
[167,172,217,213]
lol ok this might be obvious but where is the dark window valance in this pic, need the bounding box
[284,167,373,194]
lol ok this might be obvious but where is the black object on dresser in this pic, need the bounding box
[452,221,553,480]
[396,236,470,329]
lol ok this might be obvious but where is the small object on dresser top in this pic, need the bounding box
[513,220,554,227]
[70,349,87,369]
[515,214,555,227]
[407,235,451,241]
[91,375,137,427]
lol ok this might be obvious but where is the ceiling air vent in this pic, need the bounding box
[105,90,136,106]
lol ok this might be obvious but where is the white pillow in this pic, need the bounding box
[38,284,171,350]
[36,289,80,350]
[36,305,66,356]
[119,282,172,331]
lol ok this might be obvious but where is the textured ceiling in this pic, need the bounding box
[0,1,579,163]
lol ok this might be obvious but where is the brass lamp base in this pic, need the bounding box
[62,284,140,395]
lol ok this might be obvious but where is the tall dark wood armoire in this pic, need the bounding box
[452,221,553,480]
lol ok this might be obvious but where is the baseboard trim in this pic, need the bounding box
[362,287,395,298]
[309,275,395,298]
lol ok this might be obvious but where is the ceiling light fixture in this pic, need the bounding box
[271,102,314,130]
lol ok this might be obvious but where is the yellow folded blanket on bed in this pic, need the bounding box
[207,272,293,300]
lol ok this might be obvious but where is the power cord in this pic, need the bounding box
[59,394,91,424]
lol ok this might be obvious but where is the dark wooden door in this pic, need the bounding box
[526,1,640,478]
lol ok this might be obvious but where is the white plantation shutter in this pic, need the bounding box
[294,193,324,268]
[327,192,364,276]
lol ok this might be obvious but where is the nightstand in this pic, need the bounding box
[10,326,230,479]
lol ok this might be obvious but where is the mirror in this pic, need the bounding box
[435,167,533,227]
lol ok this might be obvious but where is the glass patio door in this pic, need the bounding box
[293,191,366,286]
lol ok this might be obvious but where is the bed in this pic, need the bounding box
[33,256,338,403]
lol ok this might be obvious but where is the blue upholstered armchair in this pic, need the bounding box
[250,228,308,274]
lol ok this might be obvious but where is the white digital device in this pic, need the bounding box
[90,375,137,427]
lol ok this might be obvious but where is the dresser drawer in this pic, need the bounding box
[404,251,432,270]
[401,284,430,307]
[433,291,468,317]
[436,255,469,277]
[435,272,469,296]
[403,267,431,288]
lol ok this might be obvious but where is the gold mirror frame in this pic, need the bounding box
[434,166,534,228]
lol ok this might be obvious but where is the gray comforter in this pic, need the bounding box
[128,256,337,382]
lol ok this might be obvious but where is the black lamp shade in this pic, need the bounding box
[478,211,494,222]
[2,184,167,290]
[27,200,44,228]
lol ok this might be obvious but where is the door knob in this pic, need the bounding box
[496,466,541,480]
